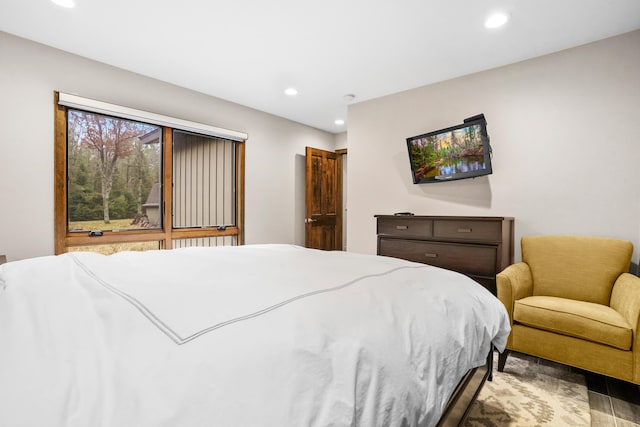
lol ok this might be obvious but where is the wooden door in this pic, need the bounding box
[305,147,342,250]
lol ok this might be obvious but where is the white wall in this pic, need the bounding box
[347,30,640,263]
[0,32,335,261]
[334,132,347,150]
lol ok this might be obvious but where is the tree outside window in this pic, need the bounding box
[67,110,161,232]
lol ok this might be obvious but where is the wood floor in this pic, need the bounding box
[538,359,640,427]
[584,370,640,427]
[534,355,640,426]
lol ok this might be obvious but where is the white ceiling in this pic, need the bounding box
[1,0,639,133]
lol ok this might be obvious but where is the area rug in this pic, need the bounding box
[464,352,591,426]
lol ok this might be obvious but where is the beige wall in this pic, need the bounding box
[0,31,335,261]
[334,132,347,150]
[347,30,640,262]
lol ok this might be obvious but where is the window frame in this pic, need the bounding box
[54,92,245,254]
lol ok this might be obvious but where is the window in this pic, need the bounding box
[172,130,236,229]
[54,92,246,254]
[66,110,162,232]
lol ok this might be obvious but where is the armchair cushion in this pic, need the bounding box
[522,235,633,305]
[514,296,632,350]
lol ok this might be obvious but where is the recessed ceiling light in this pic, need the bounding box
[284,88,298,96]
[334,119,345,126]
[485,12,509,29]
[51,0,75,7]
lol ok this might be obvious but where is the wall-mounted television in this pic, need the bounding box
[406,114,492,184]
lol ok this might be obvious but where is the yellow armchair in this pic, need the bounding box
[497,235,640,384]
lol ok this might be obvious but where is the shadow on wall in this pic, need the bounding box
[294,154,306,245]
[631,261,640,276]
[413,175,492,208]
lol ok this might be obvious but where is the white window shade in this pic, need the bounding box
[58,92,248,142]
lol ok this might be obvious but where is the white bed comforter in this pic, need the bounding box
[0,244,510,427]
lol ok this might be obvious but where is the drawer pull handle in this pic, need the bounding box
[457,228,472,233]
[396,225,408,230]
[424,253,438,258]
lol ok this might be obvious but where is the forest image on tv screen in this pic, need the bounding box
[409,124,486,180]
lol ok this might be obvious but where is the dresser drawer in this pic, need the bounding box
[379,238,498,276]
[377,217,433,238]
[433,219,502,242]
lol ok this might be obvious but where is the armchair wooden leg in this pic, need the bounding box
[497,350,510,372]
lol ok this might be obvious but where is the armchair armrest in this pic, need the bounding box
[497,262,534,322]
[610,273,640,383]
[611,273,640,329]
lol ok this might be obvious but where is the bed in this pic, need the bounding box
[0,244,510,426]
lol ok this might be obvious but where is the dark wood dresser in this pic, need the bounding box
[375,215,514,294]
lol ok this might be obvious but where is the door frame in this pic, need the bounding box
[304,146,346,250]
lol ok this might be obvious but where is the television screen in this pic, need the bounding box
[406,114,492,184]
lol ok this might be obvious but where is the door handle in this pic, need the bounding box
[305,218,317,224]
